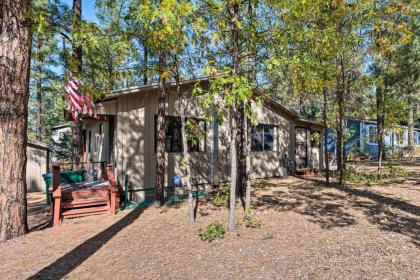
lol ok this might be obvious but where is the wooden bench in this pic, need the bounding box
[52,164,119,226]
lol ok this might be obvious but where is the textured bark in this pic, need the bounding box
[407,97,414,151]
[336,83,345,184]
[175,72,194,223]
[155,55,166,207]
[72,0,82,73]
[0,0,31,242]
[71,0,83,165]
[244,116,251,210]
[143,44,148,85]
[35,36,42,141]
[237,107,245,198]
[322,87,330,186]
[377,86,385,175]
[337,100,344,185]
[227,1,240,231]
[181,115,194,223]
[336,54,347,185]
[244,1,255,212]
[228,109,238,232]
[238,104,251,211]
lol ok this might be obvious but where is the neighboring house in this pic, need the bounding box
[78,78,324,202]
[50,124,71,143]
[27,141,50,192]
[328,118,420,158]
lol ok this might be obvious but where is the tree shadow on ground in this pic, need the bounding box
[253,181,356,229]
[27,200,52,232]
[27,207,144,280]
[253,176,420,247]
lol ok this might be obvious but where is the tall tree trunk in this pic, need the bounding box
[407,95,414,153]
[228,108,238,231]
[377,86,385,175]
[181,114,194,223]
[175,69,194,223]
[337,55,346,185]
[237,107,245,198]
[322,87,330,185]
[143,44,148,85]
[35,36,43,142]
[227,0,240,231]
[244,115,251,210]
[0,0,31,242]
[337,98,344,185]
[155,54,166,207]
[243,0,254,212]
[71,0,83,167]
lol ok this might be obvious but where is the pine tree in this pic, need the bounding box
[0,0,32,242]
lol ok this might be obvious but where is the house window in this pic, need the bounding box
[186,118,206,152]
[155,115,206,153]
[397,132,404,146]
[368,125,377,144]
[417,132,420,144]
[251,124,275,151]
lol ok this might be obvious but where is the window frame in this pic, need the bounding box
[251,123,276,152]
[154,115,207,154]
[367,125,377,144]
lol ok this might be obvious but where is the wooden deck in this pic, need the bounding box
[51,165,119,225]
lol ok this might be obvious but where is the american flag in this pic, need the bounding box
[64,77,98,121]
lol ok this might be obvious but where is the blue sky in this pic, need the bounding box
[63,0,98,23]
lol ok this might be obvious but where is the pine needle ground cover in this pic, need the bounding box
[0,161,419,280]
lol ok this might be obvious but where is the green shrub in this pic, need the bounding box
[199,220,226,242]
[244,215,262,228]
[344,165,379,185]
[243,208,262,229]
[384,163,407,178]
[212,186,229,207]
[257,181,270,190]
[344,163,408,185]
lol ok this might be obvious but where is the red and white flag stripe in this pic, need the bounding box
[64,77,98,122]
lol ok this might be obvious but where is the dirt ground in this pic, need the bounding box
[0,160,419,280]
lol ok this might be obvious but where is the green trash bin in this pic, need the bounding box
[42,171,85,205]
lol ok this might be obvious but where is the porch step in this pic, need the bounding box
[62,186,109,200]
[61,205,109,218]
[62,197,108,209]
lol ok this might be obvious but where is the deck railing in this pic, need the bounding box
[58,161,108,181]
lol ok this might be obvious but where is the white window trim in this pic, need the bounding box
[367,125,378,145]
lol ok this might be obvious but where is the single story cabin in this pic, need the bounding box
[78,78,324,202]
[328,118,420,158]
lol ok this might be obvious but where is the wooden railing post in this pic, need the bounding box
[106,164,118,215]
[52,165,62,226]
[101,161,108,180]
